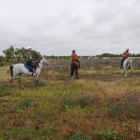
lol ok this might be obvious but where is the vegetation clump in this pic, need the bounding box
[0,85,12,97]
[108,93,140,119]
[96,128,122,140]
[70,131,91,140]
[51,93,99,110]
[14,98,39,109]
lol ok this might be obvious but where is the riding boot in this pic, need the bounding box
[32,69,36,76]
[76,60,80,68]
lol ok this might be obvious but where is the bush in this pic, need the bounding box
[0,63,4,67]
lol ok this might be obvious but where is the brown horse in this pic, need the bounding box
[70,60,79,79]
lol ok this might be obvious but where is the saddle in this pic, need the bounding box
[73,59,79,64]
[24,63,37,72]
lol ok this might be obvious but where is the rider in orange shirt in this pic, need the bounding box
[71,50,80,68]
[120,48,130,68]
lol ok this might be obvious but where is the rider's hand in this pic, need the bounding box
[32,58,36,61]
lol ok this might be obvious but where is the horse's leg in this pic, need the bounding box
[71,62,74,80]
[127,67,129,77]
[19,73,24,89]
[35,75,39,89]
[124,68,128,77]
[75,69,78,79]
[9,78,14,88]
[9,75,16,88]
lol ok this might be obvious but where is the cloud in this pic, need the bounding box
[0,0,140,56]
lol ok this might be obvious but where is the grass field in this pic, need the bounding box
[1,58,140,140]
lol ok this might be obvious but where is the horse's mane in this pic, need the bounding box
[124,57,132,67]
[36,56,43,67]
[125,57,131,62]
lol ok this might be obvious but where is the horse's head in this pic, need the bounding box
[128,58,133,70]
[42,55,49,66]
[129,58,132,65]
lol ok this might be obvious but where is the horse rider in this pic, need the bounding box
[71,50,80,68]
[26,46,36,76]
[120,48,130,68]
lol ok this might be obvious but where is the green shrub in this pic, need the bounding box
[70,131,91,140]
[97,128,121,140]
[0,63,4,67]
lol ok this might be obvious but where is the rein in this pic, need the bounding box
[36,57,43,68]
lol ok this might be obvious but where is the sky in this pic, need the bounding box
[0,0,140,56]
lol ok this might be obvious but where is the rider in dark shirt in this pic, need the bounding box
[26,46,36,76]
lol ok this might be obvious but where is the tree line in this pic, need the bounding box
[97,53,140,58]
[2,45,41,62]
[1,46,140,66]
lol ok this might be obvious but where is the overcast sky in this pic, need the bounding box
[0,0,140,56]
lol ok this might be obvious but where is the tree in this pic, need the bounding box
[2,45,14,62]
[19,47,27,61]
[14,48,23,62]
[31,50,41,60]
[0,55,3,66]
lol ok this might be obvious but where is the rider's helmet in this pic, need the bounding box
[72,50,75,53]
[27,46,32,51]
[126,48,129,51]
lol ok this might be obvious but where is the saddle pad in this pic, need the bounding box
[24,63,32,72]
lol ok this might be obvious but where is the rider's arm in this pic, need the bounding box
[75,54,78,60]
[27,52,32,60]
[122,52,125,57]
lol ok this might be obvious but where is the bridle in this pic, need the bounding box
[36,56,48,68]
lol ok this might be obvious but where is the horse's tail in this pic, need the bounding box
[10,64,14,77]
[71,62,75,77]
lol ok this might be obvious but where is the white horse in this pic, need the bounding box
[123,57,133,77]
[10,55,48,89]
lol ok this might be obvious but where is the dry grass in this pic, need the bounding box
[1,58,140,139]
